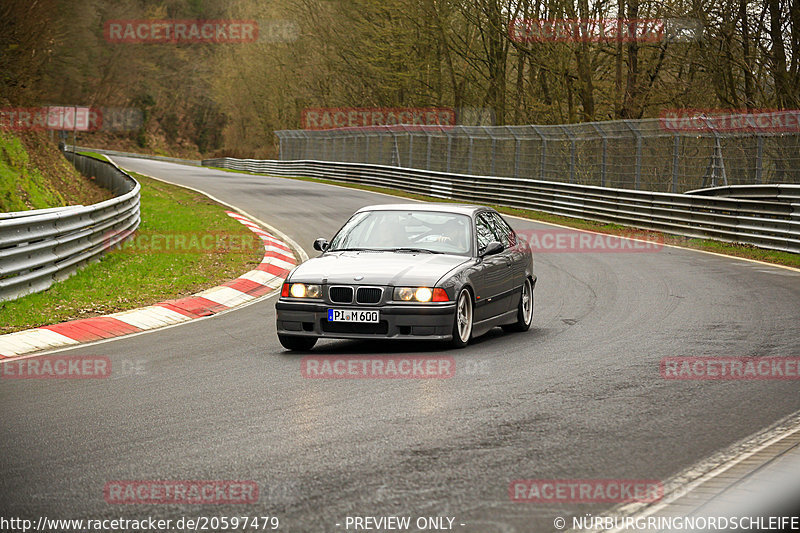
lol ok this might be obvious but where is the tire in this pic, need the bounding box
[450,287,474,348]
[502,277,534,333]
[278,335,317,351]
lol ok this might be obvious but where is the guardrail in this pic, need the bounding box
[67,145,201,167]
[202,158,800,254]
[687,184,800,203]
[0,153,140,301]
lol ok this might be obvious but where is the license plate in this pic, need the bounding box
[327,309,379,323]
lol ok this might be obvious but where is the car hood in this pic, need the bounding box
[290,251,471,286]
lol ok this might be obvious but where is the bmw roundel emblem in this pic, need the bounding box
[354,275,364,281]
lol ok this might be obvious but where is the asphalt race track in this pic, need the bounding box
[2,157,799,532]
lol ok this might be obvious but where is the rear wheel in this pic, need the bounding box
[502,277,534,333]
[450,288,473,348]
[278,335,317,351]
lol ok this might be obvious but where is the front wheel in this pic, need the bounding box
[278,334,317,351]
[502,277,534,333]
[450,288,474,348]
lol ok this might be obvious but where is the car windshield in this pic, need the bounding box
[328,210,472,255]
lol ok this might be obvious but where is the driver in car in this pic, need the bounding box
[417,220,465,249]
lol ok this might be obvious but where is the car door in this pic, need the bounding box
[472,212,515,322]
[489,212,526,304]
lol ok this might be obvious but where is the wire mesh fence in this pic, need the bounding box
[275,115,800,193]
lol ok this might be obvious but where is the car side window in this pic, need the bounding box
[475,214,495,252]
[478,212,510,248]
[490,212,516,247]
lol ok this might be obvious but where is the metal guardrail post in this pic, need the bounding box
[425,129,432,171]
[484,126,497,176]
[562,126,575,183]
[623,120,643,190]
[699,115,728,188]
[672,135,680,193]
[588,123,606,187]
[468,136,474,175]
[636,136,642,190]
[508,126,521,179]
[560,126,577,184]
[531,125,546,181]
[408,128,414,168]
[756,135,763,184]
[570,140,576,184]
[392,131,400,166]
[601,136,607,187]
[446,133,453,173]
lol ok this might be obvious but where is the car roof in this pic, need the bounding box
[355,203,491,216]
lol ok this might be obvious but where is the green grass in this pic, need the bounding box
[0,132,66,211]
[0,172,265,334]
[207,165,800,269]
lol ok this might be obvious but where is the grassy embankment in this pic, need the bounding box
[0,131,112,211]
[0,138,264,334]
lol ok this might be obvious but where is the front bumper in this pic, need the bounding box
[276,299,456,340]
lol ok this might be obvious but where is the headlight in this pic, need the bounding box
[415,287,433,302]
[396,287,414,301]
[393,287,449,302]
[284,283,321,298]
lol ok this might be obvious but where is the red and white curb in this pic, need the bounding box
[0,211,296,359]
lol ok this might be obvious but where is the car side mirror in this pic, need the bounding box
[481,241,504,256]
[313,238,329,252]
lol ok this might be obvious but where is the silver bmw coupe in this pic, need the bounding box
[275,203,535,350]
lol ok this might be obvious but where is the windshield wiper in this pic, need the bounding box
[328,247,386,252]
[389,247,442,254]
[329,247,443,254]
